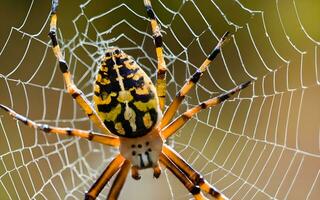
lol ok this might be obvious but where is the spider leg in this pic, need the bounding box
[85,154,125,200]
[163,145,226,200]
[144,0,167,112]
[0,104,119,147]
[48,0,110,134]
[153,162,162,178]
[131,166,141,180]
[160,32,229,129]
[107,160,131,200]
[161,80,251,139]
[159,153,208,200]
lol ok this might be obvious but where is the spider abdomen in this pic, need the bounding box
[93,48,161,138]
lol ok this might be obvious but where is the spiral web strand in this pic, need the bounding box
[0,0,319,199]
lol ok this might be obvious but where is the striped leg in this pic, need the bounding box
[144,0,167,111]
[0,104,119,147]
[159,153,208,200]
[107,160,131,200]
[85,155,125,200]
[160,32,229,128]
[163,145,225,200]
[48,1,110,134]
[161,80,251,139]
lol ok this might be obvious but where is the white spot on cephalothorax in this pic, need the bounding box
[124,103,137,132]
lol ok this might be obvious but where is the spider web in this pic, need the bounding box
[0,0,319,199]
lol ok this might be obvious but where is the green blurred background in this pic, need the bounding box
[0,0,319,199]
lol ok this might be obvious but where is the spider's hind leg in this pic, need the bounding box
[85,155,125,200]
[163,145,226,200]
[159,153,208,200]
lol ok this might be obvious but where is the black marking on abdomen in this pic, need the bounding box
[123,76,144,90]
[119,67,139,77]
[130,90,153,103]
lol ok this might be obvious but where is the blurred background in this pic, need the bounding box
[0,0,319,199]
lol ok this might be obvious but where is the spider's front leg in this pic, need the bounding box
[160,32,229,129]
[144,0,167,112]
[48,0,111,134]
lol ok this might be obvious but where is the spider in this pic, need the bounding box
[0,0,251,199]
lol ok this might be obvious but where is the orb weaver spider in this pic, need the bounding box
[0,0,251,199]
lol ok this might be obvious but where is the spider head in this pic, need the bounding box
[119,127,163,169]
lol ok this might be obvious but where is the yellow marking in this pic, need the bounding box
[104,104,121,122]
[133,99,157,112]
[96,74,102,82]
[94,85,100,93]
[132,72,143,81]
[124,104,137,132]
[124,59,137,70]
[94,92,117,105]
[117,91,133,103]
[135,87,149,95]
[115,122,125,135]
[100,66,108,72]
[126,73,134,78]
[143,112,153,128]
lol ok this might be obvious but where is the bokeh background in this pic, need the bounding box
[0,0,319,199]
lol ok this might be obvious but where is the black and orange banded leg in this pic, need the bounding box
[85,155,125,200]
[160,32,230,129]
[159,153,208,200]
[161,80,251,139]
[0,104,120,147]
[107,160,131,200]
[144,0,167,111]
[163,145,225,200]
[49,0,110,134]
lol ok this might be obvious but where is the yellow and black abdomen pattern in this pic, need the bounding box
[93,48,160,138]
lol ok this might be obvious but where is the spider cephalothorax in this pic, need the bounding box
[0,0,252,199]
